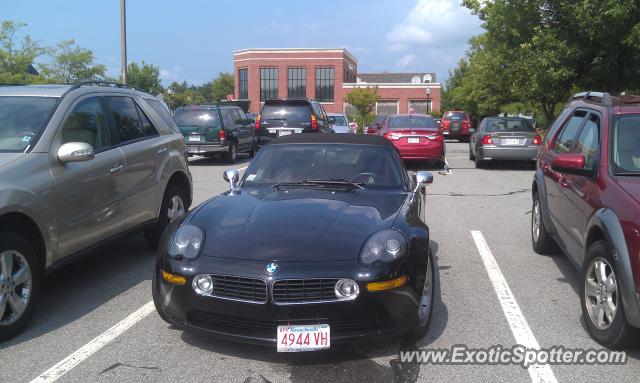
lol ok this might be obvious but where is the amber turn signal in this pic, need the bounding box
[161,269,187,285]
[366,275,408,292]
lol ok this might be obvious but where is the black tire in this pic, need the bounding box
[224,142,238,164]
[248,140,256,158]
[529,160,537,170]
[469,145,475,160]
[531,192,556,254]
[0,232,42,341]
[144,185,188,251]
[474,157,484,168]
[580,241,637,348]
[403,250,435,340]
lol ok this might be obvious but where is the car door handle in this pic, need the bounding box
[109,164,123,174]
[157,146,168,155]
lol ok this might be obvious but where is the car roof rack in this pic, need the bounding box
[67,80,144,93]
[570,91,613,106]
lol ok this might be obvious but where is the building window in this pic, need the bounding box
[238,68,248,100]
[376,100,399,115]
[260,68,278,101]
[287,68,306,98]
[409,100,432,114]
[315,67,334,102]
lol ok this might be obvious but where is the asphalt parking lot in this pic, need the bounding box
[1,142,639,383]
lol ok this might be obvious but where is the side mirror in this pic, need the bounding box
[223,168,240,191]
[552,153,589,175]
[58,142,95,163]
[416,171,434,185]
[328,116,336,124]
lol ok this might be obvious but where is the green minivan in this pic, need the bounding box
[173,104,256,163]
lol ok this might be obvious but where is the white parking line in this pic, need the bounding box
[30,301,155,383]
[238,165,248,171]
[470,231,558,383]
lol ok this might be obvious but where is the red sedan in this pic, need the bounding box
[378,114,445,167]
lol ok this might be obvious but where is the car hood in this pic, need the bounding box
[190,188,407,262]
[616,177,640,205]
[0,153,26,168]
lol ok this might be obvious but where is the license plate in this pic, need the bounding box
[188,135,201,142]
[503,138,522,145]
[408,137,420,144]
[277,324,330,352]
[278,130,292,137]
[443,131,449,135]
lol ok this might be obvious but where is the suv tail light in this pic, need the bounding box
[255,114,261,129]
[311,114,318,130]
[532,134,542,145]
[462,121,469,129]
[219,129,226,141]
[481,134,494,145]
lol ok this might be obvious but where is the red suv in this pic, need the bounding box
[532,91,640,348]
[441,110,472,142]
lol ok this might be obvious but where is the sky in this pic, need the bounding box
[2,0,482,85]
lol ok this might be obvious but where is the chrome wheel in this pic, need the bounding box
[532,199,541,243]
[417,255,434,327]
[167,195,185,223]
[585,257,618,330]
[0,250,32,326]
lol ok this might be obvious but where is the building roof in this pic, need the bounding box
[357,72,437,84]
[233,48,358,63]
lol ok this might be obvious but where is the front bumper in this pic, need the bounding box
[478,146,539,161]
[154,257,419,346]
[185,143,228,155]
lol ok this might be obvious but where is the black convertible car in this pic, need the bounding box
[153,134,435,351]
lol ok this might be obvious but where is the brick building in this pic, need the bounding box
[233,48,441,115]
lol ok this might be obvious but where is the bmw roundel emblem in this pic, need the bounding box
[265,262,279,275]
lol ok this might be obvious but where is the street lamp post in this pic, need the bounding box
[120,0,127,83]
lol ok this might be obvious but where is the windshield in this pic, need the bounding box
[0,96,58,152]
[331,116,347,125]
[388,115,435,129]
[262,104,312,122]
[242,144,404,188]
[444,111,468,121]
[612,114,640,173]
[173,108,221,128]
[485,118,534,132]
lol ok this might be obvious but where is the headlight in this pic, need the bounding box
[168,224,204,259]
[361,230,407,265]
[335,279,360,300]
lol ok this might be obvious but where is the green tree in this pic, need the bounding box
[0,20,44,84]
[127,61,162,94]
[42,39,105,83]
[201,72,234,103]
[345,87,379,133]
[166,81,206,109]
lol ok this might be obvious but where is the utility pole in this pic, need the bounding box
[120,0,127,83]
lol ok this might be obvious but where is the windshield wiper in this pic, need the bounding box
[304,178,365,189]
[615,171,640,176]
[273,178,364,190]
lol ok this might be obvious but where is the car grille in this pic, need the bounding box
[187,311,381,338]
[272,279,339,304]
[209,274,267,303]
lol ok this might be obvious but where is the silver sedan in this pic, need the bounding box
[469,117,542,168]
[328,113,352,133]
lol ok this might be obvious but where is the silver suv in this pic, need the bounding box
[0,82,192,340]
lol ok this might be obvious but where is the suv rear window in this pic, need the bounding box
[444,111,468,121]
[0,96,58,152]
[261,101,312,122]
[173,107,221,128]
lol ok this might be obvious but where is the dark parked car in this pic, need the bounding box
[441,111,472,142]
[174,105,256,163]
[470,117,542,168]
[366,114,387,134]
[255,99,332,147]
[532,91,640,348]
[154,134,436,351]
[379,114,445,167]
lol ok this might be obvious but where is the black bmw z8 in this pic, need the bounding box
[153,134,435,352]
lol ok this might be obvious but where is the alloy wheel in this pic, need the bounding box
[417,255,434,327]
[0,250,32,326]
[532,199,541,243]
[167,195,185,223]
[584,257,618,330]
